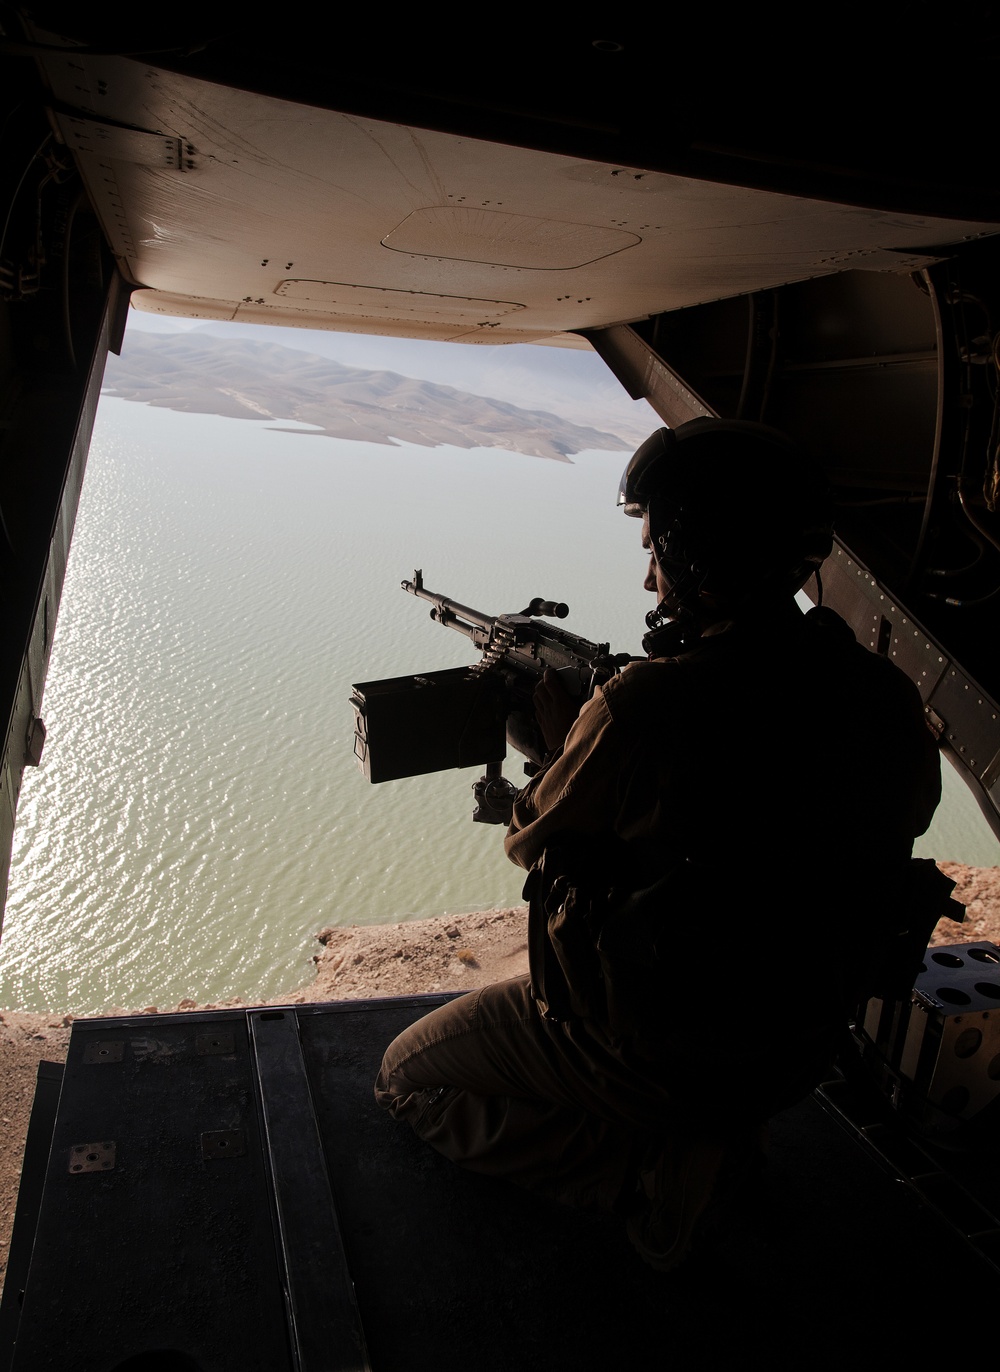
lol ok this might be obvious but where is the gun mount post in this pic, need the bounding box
[472,762,518,826]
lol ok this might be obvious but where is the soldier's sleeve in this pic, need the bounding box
[504,671,644,871]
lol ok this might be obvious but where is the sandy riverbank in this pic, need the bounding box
[1,860,998,1292]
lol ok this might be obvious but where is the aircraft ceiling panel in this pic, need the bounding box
[37,50,1000,344]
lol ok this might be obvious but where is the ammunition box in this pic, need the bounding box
[350,667,506,783]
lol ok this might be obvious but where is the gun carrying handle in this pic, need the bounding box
[520,598,569,619]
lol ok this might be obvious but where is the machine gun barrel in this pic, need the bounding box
[402,570,495,645]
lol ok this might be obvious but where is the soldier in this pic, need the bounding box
[376,419,942,1269]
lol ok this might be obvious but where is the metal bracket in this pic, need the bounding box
[68,1141,115,1174]
[59,116,196,171]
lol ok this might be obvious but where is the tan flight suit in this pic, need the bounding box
[375,604,942,1212]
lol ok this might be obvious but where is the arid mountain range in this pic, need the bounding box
[102,332,634,462]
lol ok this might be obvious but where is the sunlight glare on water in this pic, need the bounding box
[0,398,649,1013]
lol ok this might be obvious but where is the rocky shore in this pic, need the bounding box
[1,860,997,1293]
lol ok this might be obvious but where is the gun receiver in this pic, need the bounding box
[350,571,631,824]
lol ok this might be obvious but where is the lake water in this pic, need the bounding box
[0,398,996,1013]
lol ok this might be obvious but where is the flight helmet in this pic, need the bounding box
[619,418,834,632]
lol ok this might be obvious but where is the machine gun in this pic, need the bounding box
[350,570,632,823]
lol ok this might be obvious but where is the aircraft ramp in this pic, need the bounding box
[0,995,996,1370]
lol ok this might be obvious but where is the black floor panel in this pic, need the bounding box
[2,995,997,1371]
[302,997,999,1369]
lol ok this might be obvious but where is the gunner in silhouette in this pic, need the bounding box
[376,419,942,1268]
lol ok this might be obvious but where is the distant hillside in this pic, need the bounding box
[103,333,634,462]
[179,320,659,444]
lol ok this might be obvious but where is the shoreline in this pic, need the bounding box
[2,860,998,1291]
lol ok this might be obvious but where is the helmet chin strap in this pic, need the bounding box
[641,593,703,657]
[642,560,820,656]
[641,553,712,656]
[644,593,680,633]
